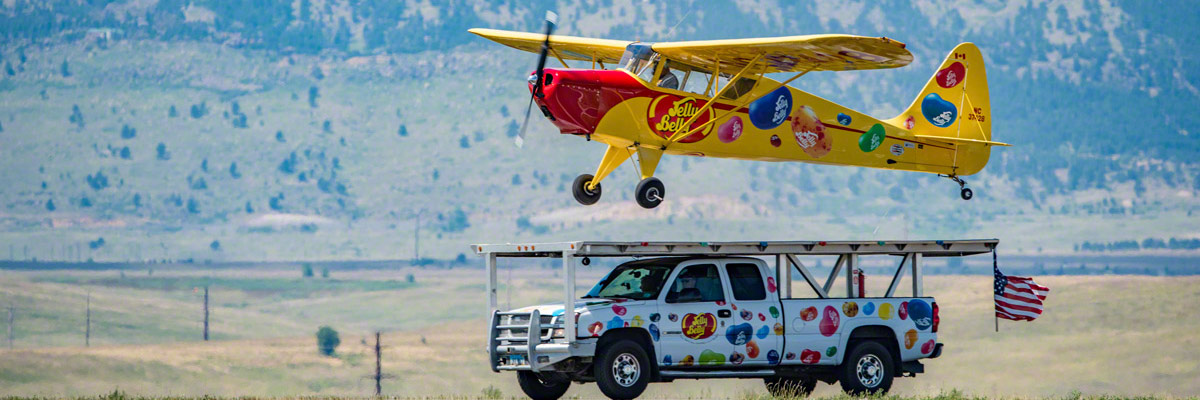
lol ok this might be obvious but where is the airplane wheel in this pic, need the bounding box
[635,177,665,209]
[572,174,601,205]
[960,188,974,201]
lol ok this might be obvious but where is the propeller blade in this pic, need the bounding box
[516,94,533,148]
[515,11,557,148]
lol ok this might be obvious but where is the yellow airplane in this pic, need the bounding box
[471,14,1008,209]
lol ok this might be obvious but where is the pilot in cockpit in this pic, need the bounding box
[657,64,680,90]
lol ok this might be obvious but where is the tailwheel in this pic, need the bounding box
[940,174,973,201]
[635,177,665,209]
[572,174,601,205]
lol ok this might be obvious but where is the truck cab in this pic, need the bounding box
[476,240,991,400]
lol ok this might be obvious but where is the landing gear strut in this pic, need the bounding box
[941,174,973,200]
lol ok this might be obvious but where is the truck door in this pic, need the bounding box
[656,261,730,368]
[722,260,783,366]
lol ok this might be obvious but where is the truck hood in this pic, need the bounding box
[509,298,621,316]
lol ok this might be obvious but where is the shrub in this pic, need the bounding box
[320,267,329,278]
[210,240,220,251]
[302,263,314,278]
[316,326,340,356]
[405,273,415,283]
[156,143,171,160]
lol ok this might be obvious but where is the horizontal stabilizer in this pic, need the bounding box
[914,135,1011,147]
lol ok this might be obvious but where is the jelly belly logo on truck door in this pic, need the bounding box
[648,95,713,144]
[681,313,717,343]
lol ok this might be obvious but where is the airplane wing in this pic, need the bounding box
[468,28,631,64]
[652,34,913,73]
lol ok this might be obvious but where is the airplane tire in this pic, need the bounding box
[635,177,665,209]
[573,174,601,205]
[960,188,973,200]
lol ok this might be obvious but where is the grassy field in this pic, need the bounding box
[1,266,1198,399]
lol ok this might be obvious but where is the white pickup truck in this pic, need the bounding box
[472,240,997,400]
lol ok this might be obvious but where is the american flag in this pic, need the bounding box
[993,252,1049,321]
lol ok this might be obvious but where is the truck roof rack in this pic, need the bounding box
[471,239,998,258]
[472,239,998,348]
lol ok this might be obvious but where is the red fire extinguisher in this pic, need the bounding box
[853,269,866,297]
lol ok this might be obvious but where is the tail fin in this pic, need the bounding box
[887,43,999,175]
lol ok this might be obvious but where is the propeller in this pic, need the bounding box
[515,11,557,148]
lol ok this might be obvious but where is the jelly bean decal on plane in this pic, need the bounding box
[792,105,832,158]
[859,124,886,152]
[748,86,792,130]
[837,112,852,126]
[921,93,957,128]
[936,62,966,89]
[717,116,744,143]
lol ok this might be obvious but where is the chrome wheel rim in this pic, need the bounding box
[612,353,640,387]
[856,354,884,388]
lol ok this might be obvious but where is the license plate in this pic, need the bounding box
[507,354,526,365]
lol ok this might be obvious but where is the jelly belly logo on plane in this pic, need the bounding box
[648,95,713,143]
[681,312,717,342]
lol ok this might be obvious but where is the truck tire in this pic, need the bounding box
[516,371,570,400]
[838,341,894,395]
[594,339,651,400]
[764,376,816,398]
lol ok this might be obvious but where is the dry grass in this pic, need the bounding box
[1,273,1198,398]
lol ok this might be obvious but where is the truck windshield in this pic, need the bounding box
[584,263,673,300]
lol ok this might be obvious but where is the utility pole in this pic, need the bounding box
[85,292,91,347]
[413,212,421,264]
[7,304,13,350]
[374,331,382,396]
[202,287,210,338]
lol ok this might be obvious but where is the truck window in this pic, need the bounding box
[665,264,724,303]
[584,263,672,300]
[726,263,766,300]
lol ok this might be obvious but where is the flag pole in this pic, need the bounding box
[993,249,999,333]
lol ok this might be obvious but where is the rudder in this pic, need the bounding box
[887,43,993,175]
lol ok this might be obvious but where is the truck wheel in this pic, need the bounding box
[838,341,894,395]
[516,371,570,400]
[764,376,816,398]
[594,339,650,400]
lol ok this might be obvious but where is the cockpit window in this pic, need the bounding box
[619,43,656,76]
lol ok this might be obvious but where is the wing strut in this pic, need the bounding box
[665,54,763,143]
[670,66,814,144]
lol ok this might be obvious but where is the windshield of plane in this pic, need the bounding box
[584,260,674,300]
[618,43,656,76]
